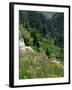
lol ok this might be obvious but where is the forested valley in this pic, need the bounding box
[19,11,64,79]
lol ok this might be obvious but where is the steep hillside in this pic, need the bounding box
[19,11,64,79]
[19,11,64,48]
[19,51,64,79]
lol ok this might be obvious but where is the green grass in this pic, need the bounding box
[19,52,64,79]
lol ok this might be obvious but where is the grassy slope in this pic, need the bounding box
[19,51,64,79]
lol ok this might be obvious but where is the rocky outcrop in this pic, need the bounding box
[19,31,35,55]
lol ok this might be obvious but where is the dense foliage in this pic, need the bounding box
[19,11,64,60]
[19,11,64,79]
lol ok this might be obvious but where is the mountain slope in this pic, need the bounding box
[19,11,64,79]
[19,11,64,48]
[19,51,64,79]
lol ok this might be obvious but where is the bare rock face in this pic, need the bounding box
[19,31,35,56]
[19,46,35,56]
[19,47,26,56]
[19,31,25,47]
[19,31,26,55]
